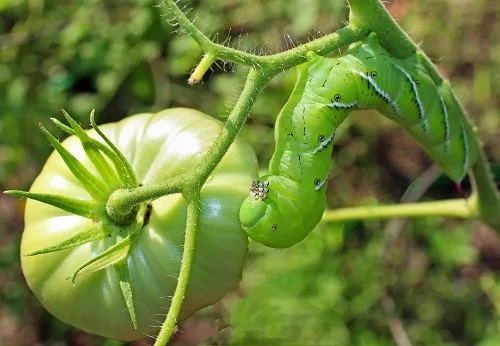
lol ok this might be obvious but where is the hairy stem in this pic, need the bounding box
[154,192,201,346]
[107,1,362,215]
[165,0,362,72]
[193,68,269,186]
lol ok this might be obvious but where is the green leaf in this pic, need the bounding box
[5,190,99,219]
[25,223,106,256]
[40,123,109,200]
[115,258,138,329]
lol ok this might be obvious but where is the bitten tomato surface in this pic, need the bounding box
[20,108,257,341]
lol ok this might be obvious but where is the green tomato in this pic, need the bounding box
[20,108,258,341]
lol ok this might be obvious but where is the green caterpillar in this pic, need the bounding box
[239,33,478,248]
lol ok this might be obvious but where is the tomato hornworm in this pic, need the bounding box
[240,33,478,248]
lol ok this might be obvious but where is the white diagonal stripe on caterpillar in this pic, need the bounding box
[351,69,402,117]
[327,101,358,109]
[393,64,429,134]
[312,130,336,154]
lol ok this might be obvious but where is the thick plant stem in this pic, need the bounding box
[154,192,201,346]
[322,198,474,223]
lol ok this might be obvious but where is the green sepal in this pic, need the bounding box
[50,117,75,135]
[115,258,138,329]
[90,112,138,187]
[51,115,137,189]
[61,110,120,188]
[70,234,133,285]
[5,190,99,219]
[40,123,109,200]
[24,223,107,256]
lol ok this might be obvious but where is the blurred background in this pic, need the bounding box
[1,0,500,344]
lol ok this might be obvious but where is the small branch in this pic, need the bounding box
[381,295,413,346]
[164,0,362,73]
[188,53,216,85]
[163,0,268,68]
[154,192,201,346]
[321,198,474,223]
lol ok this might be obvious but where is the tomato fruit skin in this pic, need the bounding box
[20,108,257,341]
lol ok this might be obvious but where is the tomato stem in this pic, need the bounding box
[154,192,201,346]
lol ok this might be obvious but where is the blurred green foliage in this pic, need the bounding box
[1,0,499,345]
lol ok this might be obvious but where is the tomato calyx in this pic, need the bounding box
[5,110,148,329]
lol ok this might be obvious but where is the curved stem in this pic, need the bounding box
[154,192,201,346]
[321,198,475,223]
